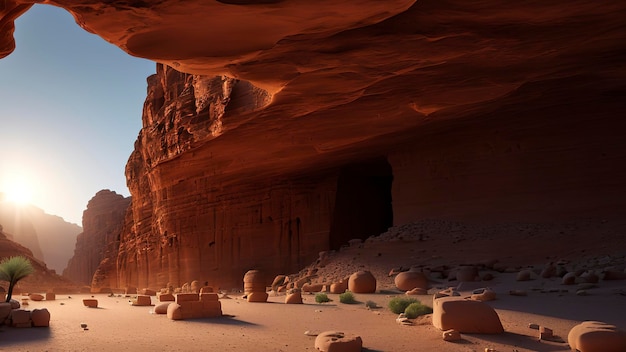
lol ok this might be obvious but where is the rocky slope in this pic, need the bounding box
[0,228,75,293]
[63,190,130,286]
[2,1,625,291]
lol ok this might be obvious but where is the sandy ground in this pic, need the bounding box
[1,219,625,351]
[1,275,624,351]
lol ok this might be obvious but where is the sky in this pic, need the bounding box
[0,4,156,225]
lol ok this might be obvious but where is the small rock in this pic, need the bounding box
[443,329,461,341]
[528,323,540,330]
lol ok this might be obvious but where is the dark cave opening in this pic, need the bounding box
[328,157,393,250]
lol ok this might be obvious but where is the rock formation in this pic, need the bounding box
[63,190,130,286]
[2,1,626,291]
[0,227,74,292]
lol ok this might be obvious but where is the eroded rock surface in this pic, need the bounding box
[63,190,130,286]
[2,1,625,290]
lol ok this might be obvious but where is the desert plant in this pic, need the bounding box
[387,296,419,314]
[315,293,331,304]
[0,256,34,302]
[364,300,379,309]
[338,291,357,304]
[403,302,433,319]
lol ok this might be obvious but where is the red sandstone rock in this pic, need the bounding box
[348,271,377,294]
[329,280,348,294]
[29,293,44,301]
[285,291,303,304]
[302,284,325,293]
[10,309,31,327]
[30,308,50,327]
[2,1,624,292]
[154,302,171,314]
[442,329,461,342]
[394,271,428,291]
[83,299,98,308]
[314,331,363,352]
[455,266,479,282]
[62,190,130,287]
[432,297,504,334]
[158,293,175,302]
[167,293,222,320]
[568,321,626,352]
[132,295,152,306]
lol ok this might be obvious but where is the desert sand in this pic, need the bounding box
[1,219,625,351]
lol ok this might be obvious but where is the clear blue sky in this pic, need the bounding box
[0,4,155,225]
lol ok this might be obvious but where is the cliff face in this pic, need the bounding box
[2,1,626,290]
[63,190,130,286]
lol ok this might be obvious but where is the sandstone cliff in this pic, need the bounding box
[63,190,130,286]
[2,1,625,290]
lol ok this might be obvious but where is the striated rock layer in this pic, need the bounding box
[63,190,130,286]
[2,1,626,289]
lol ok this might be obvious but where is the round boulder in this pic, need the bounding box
[432,297,504,334]
[348,271,377,293]
[394,271,428,291]
[314,331,362,352]
[568,321,626,352]
[154,302,171,314]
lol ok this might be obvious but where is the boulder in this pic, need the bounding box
[348,271,376,293]
[455,266,479,282]
[45,292,56,301]
[432,297,504,334]
[516,269,533,281]
[470,288,497,302]
[190,280,201,293]
[125,287,137,295]
[443,329,461,341]
[329,280,348,294]
[0,302,12,324]
[540,263,557,278]
[285,291,303,304]
[154,302,171,314]
[29,293,44,301]
[243,270,267,294]
[406,287,428,295]
[141,288,157,296]
[200,286,214,293]
[132,295,153,306]
[247,291,269,303]
[83,299,98,308]
[271,275,287,291]
[568,321,626,352]
[10,309,31,328]
[31,308,50,327]
[158,293,175,302]
[394,271,428,291]
[562,272,577,285]
[314,331,363,352]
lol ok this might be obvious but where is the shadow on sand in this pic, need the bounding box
[0,326,52,346]
[463,331,568,352]
[183,314,259,327]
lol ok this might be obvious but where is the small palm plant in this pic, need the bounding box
[0,256,34,302]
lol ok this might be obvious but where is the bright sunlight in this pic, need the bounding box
[0,173,36,205]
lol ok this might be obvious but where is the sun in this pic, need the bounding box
[1,176,35,205]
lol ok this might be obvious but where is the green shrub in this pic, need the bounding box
[338,291,357,304]
[364,300,378,309]
[315,293,331,304]
[387,297,419,314]
[404,302,433,318]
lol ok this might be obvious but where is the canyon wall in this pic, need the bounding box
[63,190,130,286]
[2,1,625,290]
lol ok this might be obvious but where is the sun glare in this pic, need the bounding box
[1,175,35,205]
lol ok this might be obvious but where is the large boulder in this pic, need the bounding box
[432,297,504,334]
[394,271,428,291]
[348,271,376,293]
[0,302,12,324]
[31,308,51,327]
[314,331,362,352]
[568,321,626,352]
[10,309,31,328]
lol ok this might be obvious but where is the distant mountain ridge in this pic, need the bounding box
[0,193,82,273]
